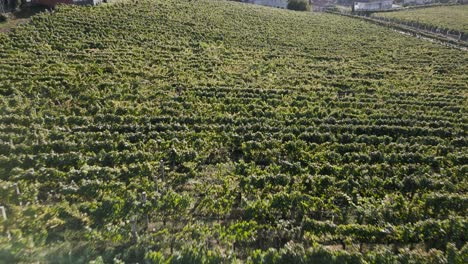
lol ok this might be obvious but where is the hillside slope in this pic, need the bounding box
[374,5,468,33]
[0,0,467,262]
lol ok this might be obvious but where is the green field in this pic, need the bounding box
[374,5,468,33]
[0,0,467,262]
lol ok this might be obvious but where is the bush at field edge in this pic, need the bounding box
[287,0,311,11]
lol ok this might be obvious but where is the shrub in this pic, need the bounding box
[0,13,8,23]
[287,0,311,11]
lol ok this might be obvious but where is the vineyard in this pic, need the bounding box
[0,0,467,262]
[373,5,468,33]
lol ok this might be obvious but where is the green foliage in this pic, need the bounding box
[0,0,466,262]
[287,0,311,11]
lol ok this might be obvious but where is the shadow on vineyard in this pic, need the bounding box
[0,0,467,263]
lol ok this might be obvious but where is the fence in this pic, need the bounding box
[371,15,467,41]
[330,10,468,43]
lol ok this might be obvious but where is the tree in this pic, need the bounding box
[287,0,311,11]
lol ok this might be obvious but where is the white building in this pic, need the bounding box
[353,0,393,11]
[244,0,289,9]
[402,0,433,5]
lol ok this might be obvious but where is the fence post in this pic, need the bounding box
[159,160,165,182]
[13,183,22,206]
[0,206,6,220]
[131,216,138,242]
[141,192,149,229]
[153,172,159,193]
[0,206,11,240]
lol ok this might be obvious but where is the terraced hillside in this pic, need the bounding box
[0,0,467,262]
[374,5,468,33]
